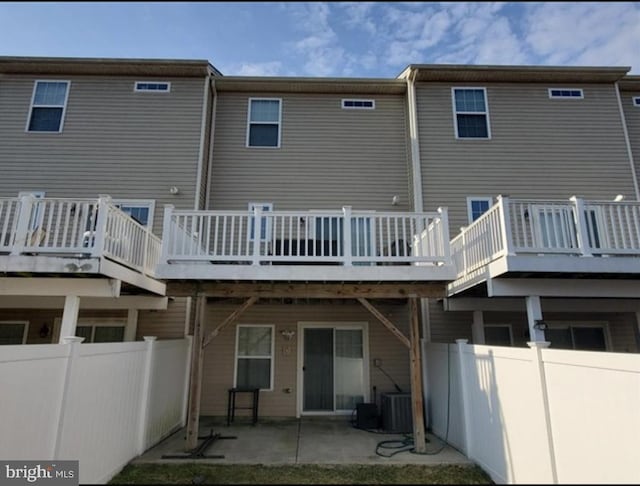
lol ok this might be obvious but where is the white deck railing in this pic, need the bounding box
[161,205,452,267]
[452,196,640,277]
[0,195,161,277]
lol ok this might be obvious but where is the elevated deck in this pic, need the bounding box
[156,206,456,283]
[449,196,640,297]
[0,195,164,294]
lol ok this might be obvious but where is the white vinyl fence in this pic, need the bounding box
[0,337,192,484]
[424,340,640,484]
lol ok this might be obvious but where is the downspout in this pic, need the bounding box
[407,68,433,418]
[406,68,424,213]
[204,78,218,210]
[194,73,212,210]
[614,81,640,200]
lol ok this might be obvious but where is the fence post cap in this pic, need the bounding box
[62,336,85,344]
[527,341,551,349]
[455,338,469,344]
[143,336,158,342]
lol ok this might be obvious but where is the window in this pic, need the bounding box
[27,81,70,132]
[484,325,513,346]
[452,88,490,138]
[54,318,125,343]
[548,88,584,99]
[341,99,375,109]
[466,197,493,223]
[247,98,281,148]
[113,200,155,227]
[0,321,29,345]
[248,202,273,241]
[234,325,274,390]
[545,322,608,351]
[633,97,640,107]
[134,81,171,92]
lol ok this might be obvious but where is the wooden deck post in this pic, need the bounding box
[185,294,206,451]
[409,297,427,453]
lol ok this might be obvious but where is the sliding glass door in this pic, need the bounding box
[301,325,367,413]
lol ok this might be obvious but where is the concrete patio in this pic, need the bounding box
[134,417,471,466]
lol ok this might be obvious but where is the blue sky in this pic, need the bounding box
[0,2,638,77]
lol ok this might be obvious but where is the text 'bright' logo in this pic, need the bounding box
[4,463,75,483]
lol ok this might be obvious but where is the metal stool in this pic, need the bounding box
[227,387,260,425]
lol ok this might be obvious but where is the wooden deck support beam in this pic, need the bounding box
[357,297,410,349]
[409,297,427,453]
[202,296,258,348]
[167,282,446,299]
[185,295,206,451]
[185,295,258,450]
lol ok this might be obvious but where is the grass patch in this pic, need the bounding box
[110,464,492,484]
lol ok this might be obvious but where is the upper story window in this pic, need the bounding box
[452,88,490,139]
[342,99,375,109]
[548,88,584,99]
[134,81,171,93]
[113,200,155,227]
[633,97,640,107]
[27,80,70,132]
[467,197,493,223]
[247,98,281,148]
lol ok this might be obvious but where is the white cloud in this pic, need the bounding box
[339,2,377,35]
[278,2,638,76]
[524,2,640,71]
[233,61,283,77]
[285,2,347,76]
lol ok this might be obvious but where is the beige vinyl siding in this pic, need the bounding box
[209,92,411,212]
[0,74,206,234]
[137,297,189,339]
[620,89,640,188]
[427,302,639,352]
[200,301,410,418]
[416,83,636,234]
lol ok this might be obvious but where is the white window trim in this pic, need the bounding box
[545,320,611,351]
[248,202,273,242]
[53,317,126,343]
[134,81,172,93]
[26,80,71,133]
[0,320,29,344]
[633,96,640,107]
[341,99,376,110]
[112,199,156,228]
[246,98,282,149]
[466,196,494,224]
[451,87,492,139]
[484,324,513,346]
[548,88,584,99]
[234,324,275,392]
